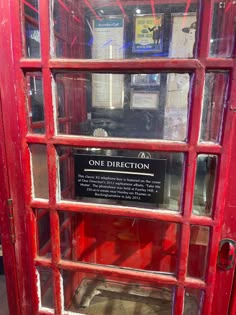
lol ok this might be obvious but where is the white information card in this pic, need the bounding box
[92,17,125,108]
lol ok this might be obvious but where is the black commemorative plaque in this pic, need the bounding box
[74,154,166,204]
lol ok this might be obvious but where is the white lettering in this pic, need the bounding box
[89,160,104,167]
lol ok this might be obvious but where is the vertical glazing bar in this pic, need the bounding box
[174,286,185,314]
[198,2,234,313]
[39,0,50,65]
[43,68,55,138]
[188,69,206,146]
[39,0,61,313]
[47,144,57,206]
[39,0,54,138]
[48,142,61,314]
[182,69,206,213]
[197,0,214,59]
[175,7,215,314]
[202,228,219,314]
[50,209,62,314]
[174,68,205,314]
[177,224,191,279]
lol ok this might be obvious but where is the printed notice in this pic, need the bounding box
[92,17,124,108]
[133,15,164,53]
[75,155,166,204]
[131,91,159,109]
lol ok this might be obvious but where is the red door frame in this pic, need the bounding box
[0,93,21,315]
[0,0,236,314]
[0,1,38,314]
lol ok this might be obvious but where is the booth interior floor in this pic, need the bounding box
[75,295,172,315]
[0,276,9,315]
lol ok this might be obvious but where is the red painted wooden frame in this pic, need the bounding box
[0,0,235,314]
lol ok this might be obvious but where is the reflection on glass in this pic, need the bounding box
[26,73,45,134]
[31,144,49,199]
[200,72,228,143]
[58,148,75,200]
[188,225,210,279]
[52,0,199,59]
[193,155,217,216]
[55,72,190,141]
[59,211,72,260]
[62,270,174,314]
[36,209,51,258]
[24,0,40,58]
[37,267,54,309]
[57,147,184,211]
[210,1,236,57]
[59,211,179,274]
[184,288,203,315]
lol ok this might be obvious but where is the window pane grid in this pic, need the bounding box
[26,76,231,312]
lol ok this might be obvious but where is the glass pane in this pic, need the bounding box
[59,211,73,260]
[184,288,203,315]
[31,144,49,199]
[57,147,184,211]
[59,150,74,200]
[26,73,45,134]
[200,72,228,143]
[55,72,190,141]
[62,270,174,314]
[210,1,236,57]
[59,211,180,274]
[52,0,199,59]
[35,209,51,258]
[193,155,217,216]
[188,225,210,279]
[37,267,54,309]
[23,0,40,58]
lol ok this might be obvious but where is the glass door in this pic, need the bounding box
[1,0,236,314]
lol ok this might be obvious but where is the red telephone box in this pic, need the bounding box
[0,0,236,314]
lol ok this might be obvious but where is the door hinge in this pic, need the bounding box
[7,199,16,244]
[219,1,226,8]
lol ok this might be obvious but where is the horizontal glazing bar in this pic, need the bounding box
[47,137,189,151]
[35,258,51,267]
[19,59,42,69]
[19,58,234,71]
[34,258,207,289]
[50,59,203,71]
[25,135,223,153]
[205,58,234,69]
[196,144,222,154]
[29,201,217,226]
[26,134,46,143]
[32,199,49,208]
